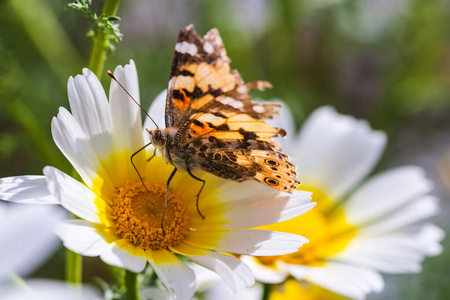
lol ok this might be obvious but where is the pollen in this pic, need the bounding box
[111,180,190,250]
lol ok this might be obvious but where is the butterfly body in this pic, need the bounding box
[148,24,300,194]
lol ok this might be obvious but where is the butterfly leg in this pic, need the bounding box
[187,168,206,220]
[131,141,152,189]
[147,147,157,162]
[162,167,178,229]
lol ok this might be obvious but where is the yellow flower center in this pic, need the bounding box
[111,180,190,250]
[257,187,356,267]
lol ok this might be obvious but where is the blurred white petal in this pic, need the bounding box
[0,203,65,282]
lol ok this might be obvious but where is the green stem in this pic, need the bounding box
[125,270,140,300]
[88,0,121,78]
[262,283,271,300]
[66,249,82,284]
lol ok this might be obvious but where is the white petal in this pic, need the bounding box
[140,287,173,300]
[0,204,65,281]
[100,241,147,273]
[108,60,146,185]
[147,249,196,300]
[143,90,167,133]
[294,106,386,200]
[190,188,314,230]
[241,256,288,284]
[54,219,110,257]
[0,176,57,204]
[203,278,263,300]
[51,107,112,189]
[417,223,445,256]
[359,195,439,236]
[67,69,113,161]
[264,99,296,150]
[211,180,274,204]
[44,166,101,223]
[142,89,166,150]
[287,262,384,300]
[335,223,445,273]
[334,237,422,273]
[109,60,144,154]
[171,242,254,292]
[0,202,5,218]
[184,229,308,256]
[344,166,434,225]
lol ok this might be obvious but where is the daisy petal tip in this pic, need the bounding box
[55,106,70,119]
[128,59,136,68]
[81,67,94,77]
[374,130,387,144]
[42,165,55,176]
[67,75,74,85]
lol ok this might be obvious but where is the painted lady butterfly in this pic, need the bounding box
[114,25,300,225]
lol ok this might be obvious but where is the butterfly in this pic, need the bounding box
[126,25,300,226]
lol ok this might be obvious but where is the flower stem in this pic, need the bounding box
[66,249,82,284]
[125,270,140,300]
[88,0,121,79]
[262,283,271,300]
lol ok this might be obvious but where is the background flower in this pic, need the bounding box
[244,106,444,299]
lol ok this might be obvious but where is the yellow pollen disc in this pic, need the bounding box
[111,180,190,250]
[256,187,356,267]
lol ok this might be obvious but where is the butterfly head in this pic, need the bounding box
[147,128,167,148]
[147,128,179,164]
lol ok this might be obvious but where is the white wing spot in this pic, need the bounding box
[187,43,198,56]
[220,97,244,109]
[221,97,234,105]
[174,42,183,53]
[204,42,214,53]
[230,101,244,109]
[175,41,197,56]
[236,86,248,93]
[253,105,265,113]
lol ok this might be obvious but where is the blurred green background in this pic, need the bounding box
[1,0,449,299]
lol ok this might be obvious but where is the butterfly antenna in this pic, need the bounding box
[107,71,159,129]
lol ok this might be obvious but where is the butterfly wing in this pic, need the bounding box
[166,25,245,128]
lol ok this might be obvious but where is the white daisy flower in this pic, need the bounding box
[244,106,444,300]
[0,60,314,300]
[0,202,65,282]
